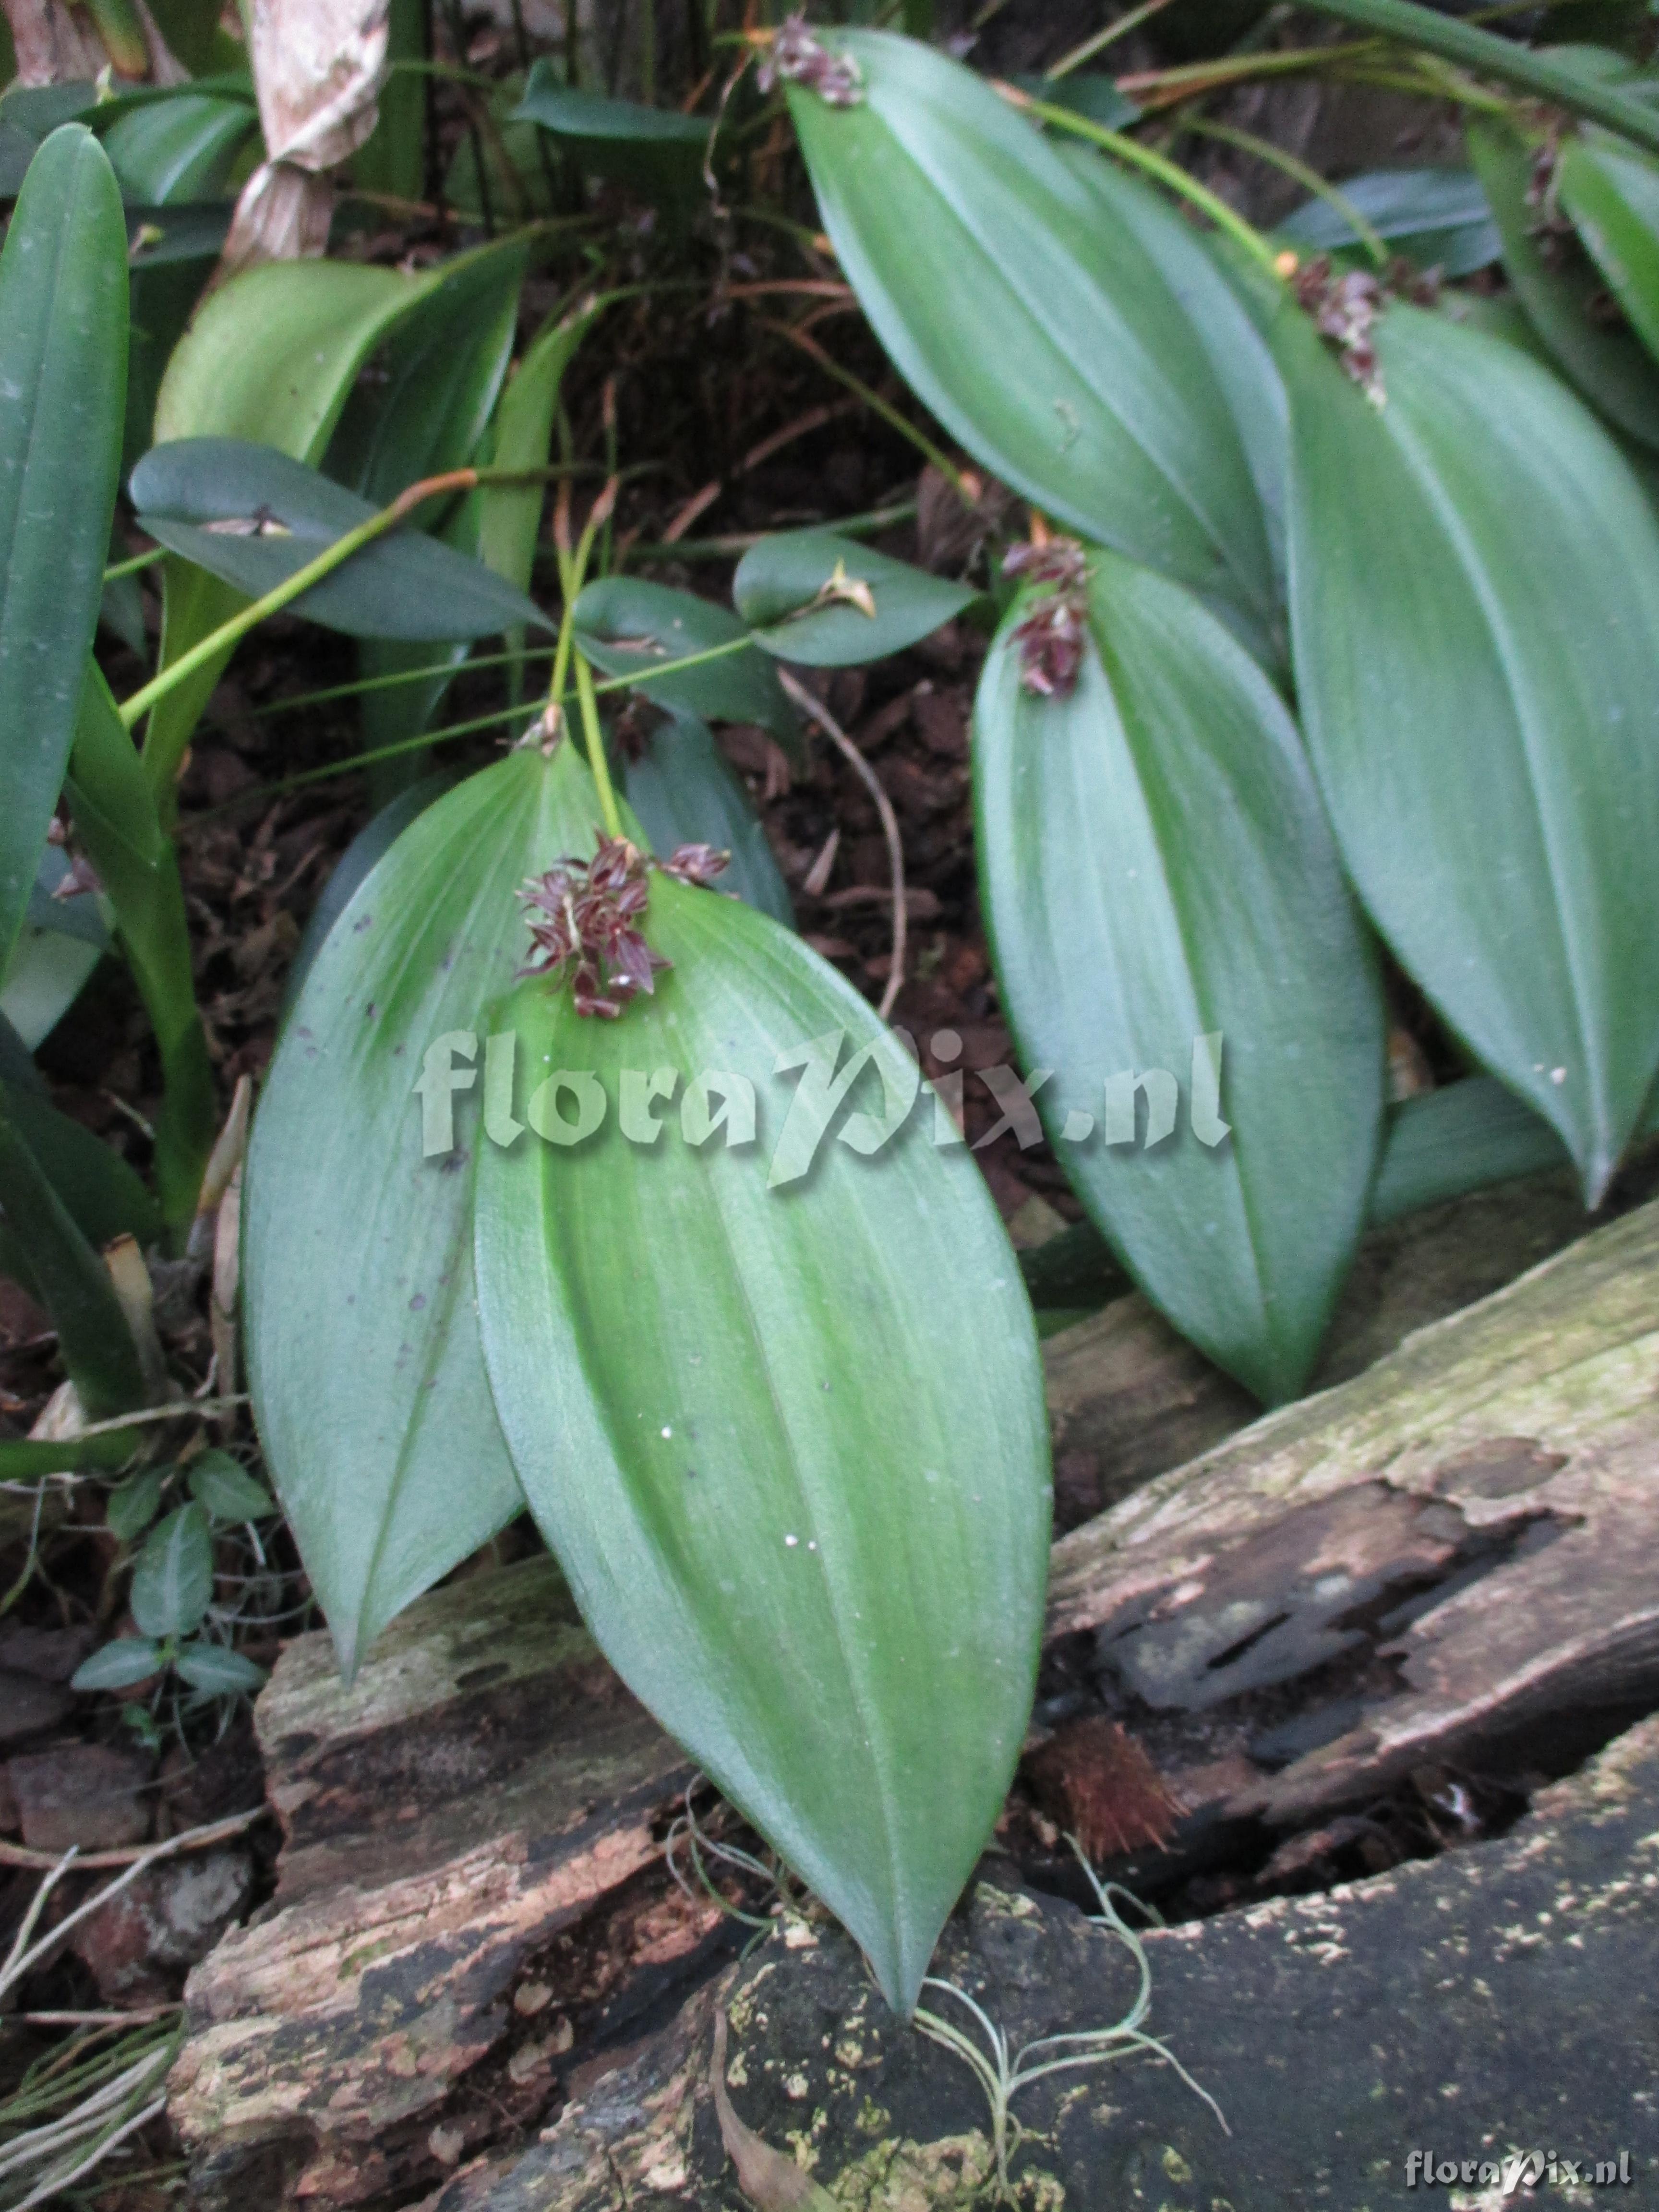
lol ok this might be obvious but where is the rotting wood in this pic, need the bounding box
[1047,1193,1659,1825]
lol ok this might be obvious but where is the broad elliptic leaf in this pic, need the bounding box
[1276,295,1659,1202]
[99,92,255,203]
[130,1502,214,1639]
[72,1637,164,1690]
[244,744,604,1675]
[974,545,1384,1404]
[1278,166,1500,278]
[575,577,801,757]
[174,1640,267,1695]
[282,777,450,1016]
[785,30,1276,632]
[622,714,794,927]
[0,126,127,979]
[734,530,975,665]
[475,873,1049,2016]
[106,1465,165,1542]
[130,439,550,641]
[514,67,710,204]
[146,258,442,800]
[1557,128,1659,370]
[187,1449,275,1523]
[1470,120,1659,451]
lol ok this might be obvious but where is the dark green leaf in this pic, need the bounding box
[353,0,426,201]
[1558,127,1659,368]
[72,1636,163,1690]
[130,438,551,642]
[129,1501,214,1639]
[478,299,605,597]
[476,867,1049,2018]
[2,853,108,1051]
[99,92,254,203]
[174,1640,267,1694]
[244,746,608,1674]
[0,126,127,979]
[107,1466,165,1541]
[1470,120,1659,451]
[975,546,1384,1402]
[125,203,232,266]
[1012,72,1140,131]
[0,1078,148,1419]
[1278,166,1499,278]
[622,715,794,927]
[0,1429,146,1478]
[513,66,710,202]
[734,530,975,665]
[785,31,1276,631]
[187,1450,276,1523]
[1276,295,1659,1202]
[575,577,801,756]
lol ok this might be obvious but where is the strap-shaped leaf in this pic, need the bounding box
[130,438,550,641]
[574,576,801,755]
[1470,119,1659,450]
[621,714,794,926]
[784,30,1275,629]
[244,745,601,1675]
[734,530,975,665]
[0,125,127,976]
[1277,166,1500,278]
[475,874,1048,2015]
[974,546,1384,1403]
[1557,127,1659,367]
[1277,296,1659,1202]
[513,68,710,203]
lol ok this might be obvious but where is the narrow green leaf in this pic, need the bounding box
[622,714,794,927]
[129,1501,213,1639]
[1277,166,1500,278]
[0,1078,148,1419]
[0,1429,145,1478]
[187,1450,275,1523]
[130,439,551,641]
[478,300,604,597]
[174,1640,267,1695]
[352,0,427,202]
[0,126,127,977]
[475,871,1049,2017]
[1557,127,1659,369]
[244,745,604,1674]
[72,1636,164,1690]
[1470,120,1659,450]
[1276,296,1659,1202]
[1,853,108,1051]
[99,92,254,203]
[513,67,710,202]
[734,530,975,665]
[975,547,1384,1403]
[784,30,1276,629]
[107,1465,165,1542]
[575,577,801,756]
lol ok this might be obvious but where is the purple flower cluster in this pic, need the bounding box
[1003,539,1091,699]
[758,12,864,107]
[518,836,728,1020]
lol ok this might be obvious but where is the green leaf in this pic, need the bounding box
[0,1077,148,1419]
[352,0,426,202]
[0,1429,147,1478]
[66,667,215,1232]
[244,745,607,1674]
[72,1636,163,1690]
[575,577,801,757]
[0,126,127,980]
[974,547,1384,1403]
[187,1449,275,1523]
[174,1639,267,1695]
[478,299,605,597]
[1470,120,1659,451]
[1277,165,1500,278]
[0,853,108,1051]
[129,439,551,641]
[106,1465,165,1542]
[129,1501,213,1639]
[784,31,1276,631]
[474,870,1049,2018]
[1557,127,1659,369]
[734,530,975,665]
[513,67,710,203]
[145,257,441,802]
[622,715,794,927]
[1276,296,1659,1202]
[281,776,450,1017]
[1012,72,1140,131]
[99,92,254,203]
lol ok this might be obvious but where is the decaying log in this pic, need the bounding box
[169,1560,694,2209]
[1041,1154,1654,1513]
[411,1714,1659,2211]
[1047,1194,1659,1826]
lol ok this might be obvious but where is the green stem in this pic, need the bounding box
[117,468,483,733]
[573,651,624,839]
[1291,0,1659,153]
[1184,115,1391,266]
[252,642,556,717]
[764,321,970,493]
[623,499,919,562]
[1008,87,1283,275]
[103,546,165,584]
[1046,0,1179,78]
